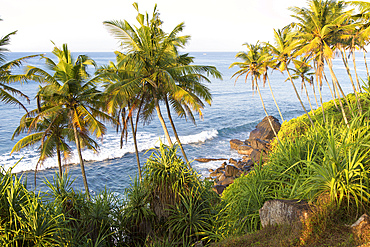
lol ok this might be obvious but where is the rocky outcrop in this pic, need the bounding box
[249,116,281,141]
[207,116,281,196]
[259,199,312,228]
[229,116,280,165]
[351,213,370,238]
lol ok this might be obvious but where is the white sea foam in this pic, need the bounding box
[0,129,218,173]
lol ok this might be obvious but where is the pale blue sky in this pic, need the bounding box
[2,0,305,52]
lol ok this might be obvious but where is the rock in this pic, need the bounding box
[237,144,253,155]
[194,241,203,247]
[249,138,270,151]
[220,162,227,169]
[229,158,238,165]
[250,149,264,163]
[225,165,241,177]
[235,161,246,169]
[210,170,224,178]
[230,139,244,150]
[208,169,214,173]
[259,199,312,228]
[351,213,370,236]
[249,116,281,141]
[195,158,228,162]
[213,185,227,195]
[217,174,235,186]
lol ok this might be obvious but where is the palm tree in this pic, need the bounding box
[11,110,72,177]
[103,3,221,162]
[289,57,316,115]
[230,41,280,139]
[25,43,111,198]
[97,52,145,181]
[260,44,285,122]
[350,1,370,78]
[267,27,315,126]
[290,0,353,126]
[0,21,38,111]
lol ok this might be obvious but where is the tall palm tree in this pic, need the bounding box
[25,44,111,198]
[289,57,316,115]
[260,44,285,122]
[97,52,145,181]
[230,42,280,139]
[267,27,315,126]
[290,0,353,126]
[103,3,221,162]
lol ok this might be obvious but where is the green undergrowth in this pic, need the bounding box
[211,91,370,246]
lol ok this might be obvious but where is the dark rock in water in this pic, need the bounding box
[249,116,281,141]
[230,139,244,150]
[237,144,253,155]
[213,185,227,195]
[225,165,241,177]
[259,199,312,228]
[195,157,228,162]
[249,138,270,151]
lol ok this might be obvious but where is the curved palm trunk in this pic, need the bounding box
[326,58,349,127]
[164,96,190,167]
[286,69,314,127]
[364,51,369,79]
[322,71,339,110]
[351,47,362,93]
[56,142,63,177]
[129,115,142,181]
[153,95,173,146]
[314,61,326,122]
[266,75,284,122]
[340,49,362,114]
[254,76,279,142]
[302,79,314,116]
[73,123,90,199]
[311,77,320,109]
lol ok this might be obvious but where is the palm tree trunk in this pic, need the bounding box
[130,115,142,181]
[73,123,90,199]
[153,94,173,146]
[56,142,63,177]
[340,49,362,114]
[302,79,314,116]
[352,47,362,93]
[322,71,339,110]
[254,76,279,142]
[364,51,369,79]
[311,76,320,109]
[266,75,284,122]
[286,69,314,127]
[164,96,190,167]
[314,61,325,122]
[326,58,349,127]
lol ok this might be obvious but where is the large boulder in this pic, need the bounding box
[237,144,254,155]
[351,213,370,237]
[249,138,270,151]
[225,165,241,177]
[217,174,235,186]
[259,199,312,228]
[230,139,244,150]
[249,116,281,141]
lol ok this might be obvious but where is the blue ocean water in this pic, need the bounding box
[0,51,366,195]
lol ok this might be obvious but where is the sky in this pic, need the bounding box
[2,0,307,52]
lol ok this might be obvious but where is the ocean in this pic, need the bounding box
[0,51,366,195]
